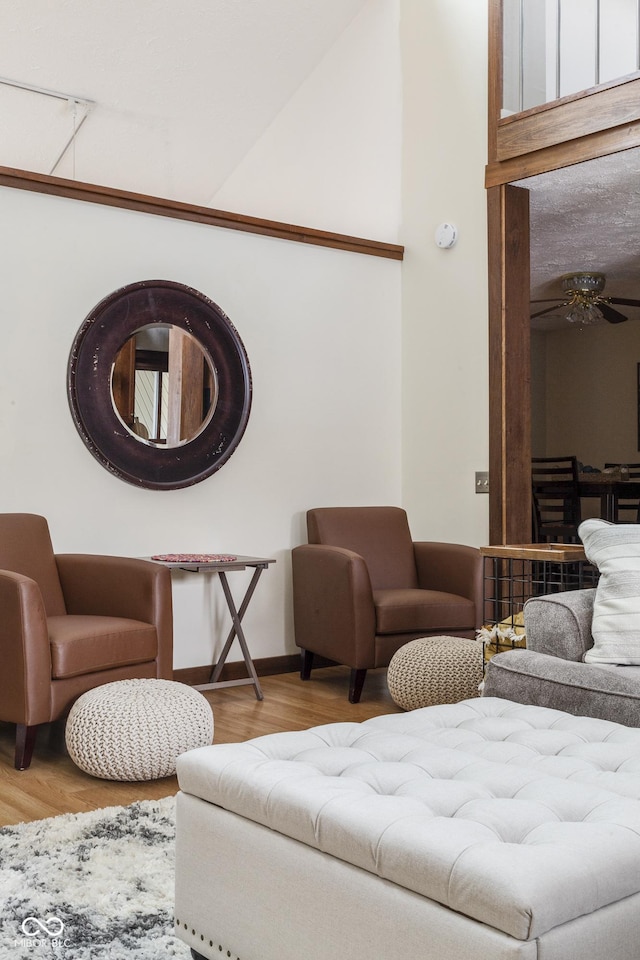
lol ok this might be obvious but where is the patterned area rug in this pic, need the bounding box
[0,796,189,959]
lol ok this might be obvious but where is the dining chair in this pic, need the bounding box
[531,456,582,543]
[604,463,640,522]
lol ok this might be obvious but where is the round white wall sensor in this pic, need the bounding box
[435,223,458,248]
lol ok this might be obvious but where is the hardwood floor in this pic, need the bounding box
[0,667,401,827]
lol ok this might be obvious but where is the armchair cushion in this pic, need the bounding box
[49,615,158,679]
[374,589,476,634]
[579,518,640,664]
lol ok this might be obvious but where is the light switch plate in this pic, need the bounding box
[475,471,489,493]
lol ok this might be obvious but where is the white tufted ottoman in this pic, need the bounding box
[387,635,484,709]
[65,678,214,781]
[175,697,640,960]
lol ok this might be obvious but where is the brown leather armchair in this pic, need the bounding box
[292,507,483,702]
[0,514,173,770]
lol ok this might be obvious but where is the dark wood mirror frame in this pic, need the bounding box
[68,279,252,490]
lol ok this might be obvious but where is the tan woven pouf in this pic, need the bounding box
[387,636,484,711]
[65,678,214,781]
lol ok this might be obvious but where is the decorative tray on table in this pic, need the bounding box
[151,554,237,563]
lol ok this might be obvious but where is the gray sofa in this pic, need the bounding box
[483,588,640,725]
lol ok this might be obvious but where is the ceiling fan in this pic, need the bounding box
[530,272,640,325]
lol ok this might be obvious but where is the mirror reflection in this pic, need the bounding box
[111,323,217,448]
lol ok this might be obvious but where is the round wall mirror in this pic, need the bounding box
[68,280,252,489]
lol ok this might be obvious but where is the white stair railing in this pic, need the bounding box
[503,0,640,117]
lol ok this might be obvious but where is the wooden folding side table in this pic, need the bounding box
[148,554,276,700]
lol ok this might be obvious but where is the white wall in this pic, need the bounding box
[399,0,490,546]
[1,186,401,669]
[210,0,401,240]
[539,320,640,468]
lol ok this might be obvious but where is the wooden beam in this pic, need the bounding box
[486,120,640,187]
[496,74,640,162]
[486,74,640,188]
[487,0,503,164]
[487,183,531,545]
[0,165,404,262]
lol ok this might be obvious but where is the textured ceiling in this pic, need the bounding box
[0,0,368,205]
[518,148,640,330]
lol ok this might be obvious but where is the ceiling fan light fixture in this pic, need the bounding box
[566,301,603,325]
[561,272,606,298]
[531,271,635,326]
[560,273,607,325]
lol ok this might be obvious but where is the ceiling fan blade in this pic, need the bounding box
[597,301,628,324]
[608,297,640,308]
[530,303,564,319]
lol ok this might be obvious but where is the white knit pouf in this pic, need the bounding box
[387,636,484,711]
[65,679,214,781]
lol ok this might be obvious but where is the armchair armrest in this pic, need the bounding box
[523,588,595,661]
[0,571,53,726]
[56,555,173,677]
[292,544,376,668]
[414,542,484,628]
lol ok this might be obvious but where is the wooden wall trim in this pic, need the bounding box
[487,183,531,545]
[0,165,404,262]
[174,653,300,686]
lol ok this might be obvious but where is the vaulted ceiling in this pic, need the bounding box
[0,0,368,205]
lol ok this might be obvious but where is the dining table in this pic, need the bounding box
[578,472,640,522]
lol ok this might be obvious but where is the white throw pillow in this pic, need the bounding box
[579,518,640,664]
